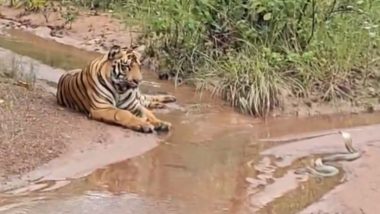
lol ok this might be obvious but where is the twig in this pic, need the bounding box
[305,0,316,49]
[324,0,337,21]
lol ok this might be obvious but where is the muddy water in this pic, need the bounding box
[0,29,99,70]
[1,29,380,214]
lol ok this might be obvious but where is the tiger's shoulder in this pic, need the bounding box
[66,68,82,75]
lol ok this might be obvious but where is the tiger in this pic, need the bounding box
[56,44,177,133]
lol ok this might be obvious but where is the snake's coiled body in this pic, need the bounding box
[295,131,362,177]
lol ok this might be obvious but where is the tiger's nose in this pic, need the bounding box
[132,79,140,85]
[127,77,141,84]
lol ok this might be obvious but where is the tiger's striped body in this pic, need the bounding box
[118,87,173,112]
[56,45,176,133]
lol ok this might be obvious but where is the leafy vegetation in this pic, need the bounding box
[7,0,48,11]
[4,0,79,27]
[59,4,79,29]
[4,0,380,116]
[116,0,380,116]
[61,0,122,10]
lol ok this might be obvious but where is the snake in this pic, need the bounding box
[295,130,362,177]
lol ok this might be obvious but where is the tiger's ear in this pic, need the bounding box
[132,45,146,61]
[107,45,122,60]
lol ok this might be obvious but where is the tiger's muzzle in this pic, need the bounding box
[126,79,140,89]
[114,79,139,92]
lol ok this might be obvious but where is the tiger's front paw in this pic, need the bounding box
[153,121,172,132]
[139,123,155,133]
[130,121,155,133]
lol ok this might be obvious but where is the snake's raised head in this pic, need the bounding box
[338,131,356,153]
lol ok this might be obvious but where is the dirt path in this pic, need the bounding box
[0,77,68,178]
[0,78,160,190]
[0,44,163,192]
[0,74,142,186]
[0,5,157,186]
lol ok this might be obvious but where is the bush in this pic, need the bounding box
[61,0,122,10]
[110,0,380,116]
[8,0,48,11]
[12,0,378,116]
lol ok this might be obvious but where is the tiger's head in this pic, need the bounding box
[107,45,146,92]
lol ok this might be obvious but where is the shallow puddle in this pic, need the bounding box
[1,29,380,214]
[0,29,99,70]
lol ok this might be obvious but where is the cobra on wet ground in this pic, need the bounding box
[295,131,362,177]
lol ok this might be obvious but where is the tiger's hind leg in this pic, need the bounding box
[89,107,155,133]
[143,94,177,109]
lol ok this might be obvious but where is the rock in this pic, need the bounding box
[304,100,313,108]
[368,87,377,97]
[365,104,375,113]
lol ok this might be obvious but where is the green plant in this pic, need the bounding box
[60,5,79,29]
[26,0,46,11]
[113,0,380,116]
[41,1,55,23]
[8,0,48,11]
[61,0,122,10]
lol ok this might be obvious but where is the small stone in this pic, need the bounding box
[366,104,375,113]
[0,99,4,104]
[304,100,312,108]
[310,96,319,102]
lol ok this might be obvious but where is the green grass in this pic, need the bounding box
[112,0,380,116]
[7,0,380,116]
